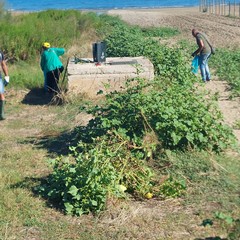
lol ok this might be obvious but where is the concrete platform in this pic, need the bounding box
[67,56,154,98]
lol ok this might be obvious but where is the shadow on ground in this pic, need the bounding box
[10,176,64,212]
[21,120,102,156]
[194,238,227,240]
[22,127,81,156]
[21,87,53,105]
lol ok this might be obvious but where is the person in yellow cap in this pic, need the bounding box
[40,42,65,94]
[0,50,10,120]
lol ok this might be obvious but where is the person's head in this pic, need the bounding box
[42,42,51,49]
[192,29,198,37]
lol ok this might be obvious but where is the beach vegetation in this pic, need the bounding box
[210,48,240,97]
[0,8,239,239]
[35,12,236,215]
[0,9,107,62]
[141,26,180,38]
[171,38,240,97]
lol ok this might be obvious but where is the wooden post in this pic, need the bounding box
[220,0,222,15]
[218,0,220,14]
[223,0,225,15]
[222,0,224,15]
[233,0,236,17]
[239,1,240,17]
[221,0,223,14]
[229,1,231,16]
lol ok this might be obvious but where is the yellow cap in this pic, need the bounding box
[42,42,50,48]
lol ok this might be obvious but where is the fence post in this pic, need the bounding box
[229,1,231,16]
[220,0,222,15]
[239,2,240,17]
[233,0,235,16]
[222,0,224,15]
[201,0,240,17]
[224,0,226,15]
[218,0,220,15]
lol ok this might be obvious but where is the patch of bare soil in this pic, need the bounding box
[107,7,240,48]
[205,80,240,142]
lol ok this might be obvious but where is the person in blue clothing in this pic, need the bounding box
[40,42,65,93]
[191,29,212,82]
[0,50,10,120]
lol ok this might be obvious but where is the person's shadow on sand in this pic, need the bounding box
[21,88,53,105]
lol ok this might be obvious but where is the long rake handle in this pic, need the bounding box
[61,57,70,85]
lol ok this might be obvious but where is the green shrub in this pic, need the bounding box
[0,10,105,61]
[10,61,43,89]
[35,12,237,216]
[141,26,180,38]
[88,77,235,152]
[211,48,240,96]
[39,136,155,215]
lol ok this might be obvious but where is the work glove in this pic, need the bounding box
[4,76,9,86]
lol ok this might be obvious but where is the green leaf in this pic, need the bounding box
[68,185,78,197]
[64,202,74,214]
[91,200,98,206]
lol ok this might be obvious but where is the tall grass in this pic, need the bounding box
[0,9,109,88]
[0,10,105,61]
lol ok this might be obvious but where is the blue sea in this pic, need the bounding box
[6,0,198,12]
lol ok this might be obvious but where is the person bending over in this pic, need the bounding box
[40,42,65,94]
[191,29,212,82]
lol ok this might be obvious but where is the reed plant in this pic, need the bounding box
[0,9,105,61]
[0,9,109,89]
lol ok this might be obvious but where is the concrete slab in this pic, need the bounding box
[67,56,154,98]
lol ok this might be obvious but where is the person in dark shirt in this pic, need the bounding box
[191,29,212,82]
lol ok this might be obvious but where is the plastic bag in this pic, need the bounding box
[191,55,199,74]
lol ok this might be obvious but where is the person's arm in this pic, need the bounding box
[192,38,204,56]
[54,48,65,56]
[1,60,9,85]
[1,60,8,76]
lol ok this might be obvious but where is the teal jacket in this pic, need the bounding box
[40,47,65,73]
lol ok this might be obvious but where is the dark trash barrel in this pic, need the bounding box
[92,42,106,63]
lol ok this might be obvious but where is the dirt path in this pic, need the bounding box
[205,79,240,142]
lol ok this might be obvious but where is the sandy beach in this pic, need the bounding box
[107,7,240,48]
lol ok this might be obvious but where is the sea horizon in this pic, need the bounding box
[6,0,198,12]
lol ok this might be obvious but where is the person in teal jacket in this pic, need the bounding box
[40,42,65,93]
